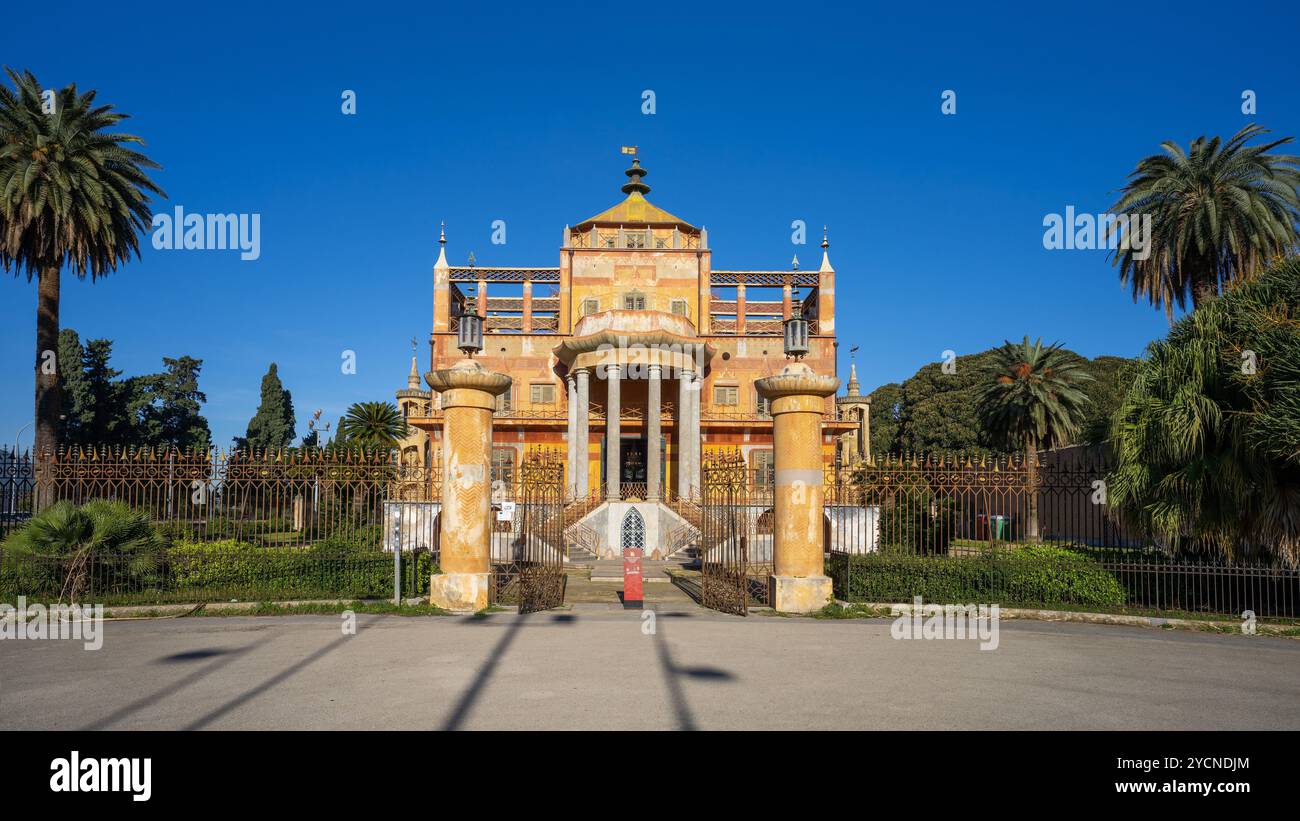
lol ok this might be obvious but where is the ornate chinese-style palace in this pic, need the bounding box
[396,156,857,559]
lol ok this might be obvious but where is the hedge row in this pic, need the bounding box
[828,545,1127,608]
[0,539,438,605]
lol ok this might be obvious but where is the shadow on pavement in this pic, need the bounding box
[181,615,381,730]
[83,642,262,730]
[653,615,735,731]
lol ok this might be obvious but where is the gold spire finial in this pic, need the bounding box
[822,226,829,249]
[439,221,446,245]
[791,254,799,270]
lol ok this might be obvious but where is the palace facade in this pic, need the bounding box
[397,157,858,557]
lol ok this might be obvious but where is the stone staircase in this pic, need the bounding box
[661,495,703,562]
[565,521,602,564]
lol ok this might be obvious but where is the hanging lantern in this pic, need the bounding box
[783,286,809,359]
[458,312,484,357]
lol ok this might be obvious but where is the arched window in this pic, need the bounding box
[620,508,645,550]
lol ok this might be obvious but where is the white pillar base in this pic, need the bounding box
[769,575,832,614]
[429,572,490,613]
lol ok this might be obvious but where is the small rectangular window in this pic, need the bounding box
[492,447,515,486]
[753,450,775,487]
[670,299,688,317]
[714,385,738,406]
[623,294,646,311]
[756,393,771,418]
[496,388,512,414]
[530,383,556,405]
[582,298,599,316]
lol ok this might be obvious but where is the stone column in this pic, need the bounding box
[425,358,512,612]
[576,368,590,496]
[688,370,702,499]
[756,362,839,614]
[566,373,578,499]
[605,363,621,500]
[677,368,693,499]
[647,364,662,500]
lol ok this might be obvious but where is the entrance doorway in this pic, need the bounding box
[620,436,646,482]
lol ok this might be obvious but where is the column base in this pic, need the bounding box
[429,572,490,613]
[769,575,832,614]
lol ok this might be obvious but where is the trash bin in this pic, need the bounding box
[976,514,1010,541]
[989,515,1008,541]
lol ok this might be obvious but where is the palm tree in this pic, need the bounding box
[337,401,408,451]
[1109,124,1300,322]
[977,337,1093,541]
[2,500,163,603]
[0,69,164,460]
[1108,255,1300,564]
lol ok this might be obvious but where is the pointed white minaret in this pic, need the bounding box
[846,363,861,397]
[433,221,452,333]
[818,226,835,335]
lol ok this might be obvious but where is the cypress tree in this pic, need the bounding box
[239,363,296,451]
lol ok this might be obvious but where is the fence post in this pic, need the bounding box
[392,515,402,605]
[756,362,840,613]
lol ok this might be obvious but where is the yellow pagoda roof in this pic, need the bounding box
[574,158,697,232]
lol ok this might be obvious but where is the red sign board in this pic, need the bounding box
[623,547,644,606]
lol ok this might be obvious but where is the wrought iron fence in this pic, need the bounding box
[826,452,1300,619]
[0,447,440,605]
[699,452,774,615]
[488,451,567,611]
[0,449,36,541]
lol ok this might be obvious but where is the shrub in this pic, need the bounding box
[167,539,437,600]
[829,544,1126,608]
[1,500,166,601]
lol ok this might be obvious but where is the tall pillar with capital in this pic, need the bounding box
[576,368,590,496]
[647,363,662,500]
[566,373,578,499]
[756,361,839,613]
[605,363,621,500]
[425,358,512,612]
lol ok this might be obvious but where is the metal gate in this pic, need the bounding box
[700,451,772,615]
[490,451,567,613]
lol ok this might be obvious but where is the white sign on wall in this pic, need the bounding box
[497,501,516,522]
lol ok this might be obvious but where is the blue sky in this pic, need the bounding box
[3,0,1298,448]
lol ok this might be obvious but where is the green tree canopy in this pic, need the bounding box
[1109,255,1300,564]
[337,401,408,451]
[238,363,295,451]
[54,328,210,451]
[866,347,1131,455]
[136,356,211,450]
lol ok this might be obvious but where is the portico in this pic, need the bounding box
[554,310,715,502]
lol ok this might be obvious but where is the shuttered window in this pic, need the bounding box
[530,383,556,405]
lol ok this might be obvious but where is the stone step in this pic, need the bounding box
[588,559,677,583]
